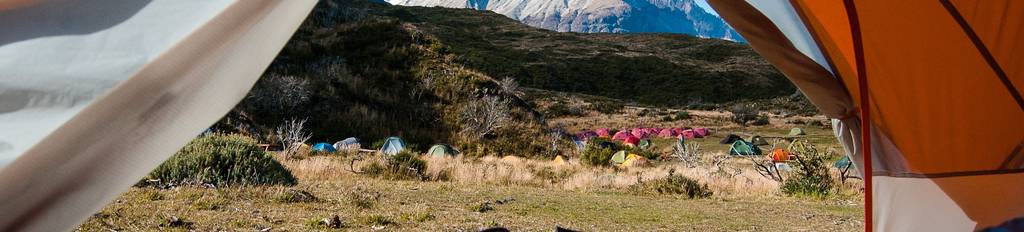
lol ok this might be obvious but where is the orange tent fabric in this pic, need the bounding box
[770,148,791,163]
[710,0,1024,229]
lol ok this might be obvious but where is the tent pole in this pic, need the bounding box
[843,0,871,231]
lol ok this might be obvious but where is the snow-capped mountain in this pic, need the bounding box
[385,0,744,42]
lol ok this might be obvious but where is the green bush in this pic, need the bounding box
[661,115,675,122]
[675,111,691,120]
[580,138,616,166]
[751,115,770,126]
[630,171,712,199]
[626,146,659,161]
[363,150,428,180]
[143,133,296,186]
[781,141,834,198]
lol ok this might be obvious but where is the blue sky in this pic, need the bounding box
[694,0,720,16]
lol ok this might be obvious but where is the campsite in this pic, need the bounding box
[73,0,864,231]
[79,105,863,231]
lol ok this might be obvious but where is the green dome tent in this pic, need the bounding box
[729,141,761,156]
[638,140,653,150]
[610,150,627,164]
[788,128,807,136]
[427,144,458,157]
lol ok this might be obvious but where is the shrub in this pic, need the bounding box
[781,141,834,198]
[363,150,428,180]
[580,138,616,166]
[626,146,660,161]
[365,215,395,226]
[729,105,760,126]
[143,133,296,186]
[591,101,624,114]
[543,101,582,118]
[630,170,712,199]
[347,186,381,209]
[675,111,692,120]
[273,189,318,203]
[751,115,770,126]
[661,115,675,122]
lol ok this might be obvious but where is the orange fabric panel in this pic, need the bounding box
[949,0,1024,100]
[852,1,1024,173]
[792,0,859,106]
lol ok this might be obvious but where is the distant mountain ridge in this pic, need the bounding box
[385,0,744,42]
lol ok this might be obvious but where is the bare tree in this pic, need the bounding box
[498,77,523,98]
[276,118,312,159]
[746,153,784,182]
[459,95,512,140]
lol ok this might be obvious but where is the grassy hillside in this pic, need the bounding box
[375,4,795,106]
[224,0,549,156]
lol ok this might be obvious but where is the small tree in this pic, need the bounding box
[459,95,512,140]
[276,118,312,159]
[782,141,834,197]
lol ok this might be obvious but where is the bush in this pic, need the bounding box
[543,101,583,118]
[675,111,692,120]
[781,141,834,198]
[661,115,675,122]
[751,115,770,126]
[630,171,712,199]
[363,150,428,180]
[273,189,317,203]
[591,101,624,114]
[580,138,616,166]
[729,105,760,126]
[143,133,296,186]
[625,146,659,161]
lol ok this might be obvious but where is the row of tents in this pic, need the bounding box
[576,127,712,141]
[306,136,460,158]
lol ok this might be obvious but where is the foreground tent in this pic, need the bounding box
[0,1,317,230]
[379,137,407,156]
[312,143,337,152]
[333,137,360,151]
[427,144,458,157]
[708,0,1024,229]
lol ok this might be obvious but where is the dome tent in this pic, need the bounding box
[333,137,360,151]
[427,144,458,157]
[312,142,336,152]
[729,140,761,156]
[378,136,407,156]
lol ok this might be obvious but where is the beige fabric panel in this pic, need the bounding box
[0,0,316,231]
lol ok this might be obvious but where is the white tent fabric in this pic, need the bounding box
[0,0,316,231]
